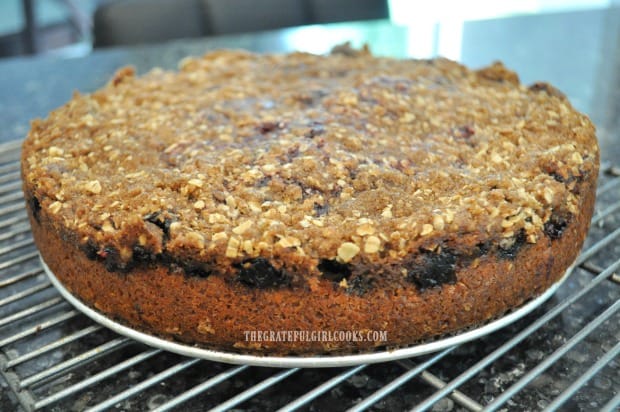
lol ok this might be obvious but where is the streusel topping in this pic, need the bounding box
[23,49,598,268]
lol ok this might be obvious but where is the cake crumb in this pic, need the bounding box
[338,242,360,262]
[226,237,240,258]
[420,224,434,236]
[364,236,381,253]
[84,180,102,194]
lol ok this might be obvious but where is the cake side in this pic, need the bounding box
[26,158,596,354]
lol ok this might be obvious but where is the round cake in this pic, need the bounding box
[21,47,599,355]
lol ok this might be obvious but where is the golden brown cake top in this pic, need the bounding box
[22,48,598,269]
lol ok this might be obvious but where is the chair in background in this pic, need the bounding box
[93,0,207,47]
[203,0,306,35]
[308,0,388,24]
[93,0,388,48]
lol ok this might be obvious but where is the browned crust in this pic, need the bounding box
[25,164,596,355]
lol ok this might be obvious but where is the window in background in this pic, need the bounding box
[0,0,96,58]
[388,0,612,59]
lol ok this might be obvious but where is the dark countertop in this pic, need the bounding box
[1,7,619,412]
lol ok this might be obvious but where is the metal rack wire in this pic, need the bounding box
[1,139,618,411]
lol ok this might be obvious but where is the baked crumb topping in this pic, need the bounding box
[23,49,598,271]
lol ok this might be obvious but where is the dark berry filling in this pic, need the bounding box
[28,194,41,223]
[473,241,491,258]
[497,229,527,260]
[305,122,325,139]
[132,245,157,263]
[346,275,374,296]
[405,248,457,290]
[257,121,284,134]
[313,202,329,217]
[318,258,352,281]
[80,239,99,260]
[143,212,175,240]
[99,246,124,272]
[544,212,571,240]
[235,258,290,288]
[452,125,475,139]
[549,171,565,183]
[182,261,212,278]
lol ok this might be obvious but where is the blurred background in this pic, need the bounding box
[0,0,616,60]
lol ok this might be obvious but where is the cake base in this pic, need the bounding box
[41,256,574,367]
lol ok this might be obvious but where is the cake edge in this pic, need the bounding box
[23,155,598,355]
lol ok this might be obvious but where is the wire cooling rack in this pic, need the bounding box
[1,139,619,411]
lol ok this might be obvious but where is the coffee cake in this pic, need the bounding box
[22,48,599,354]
